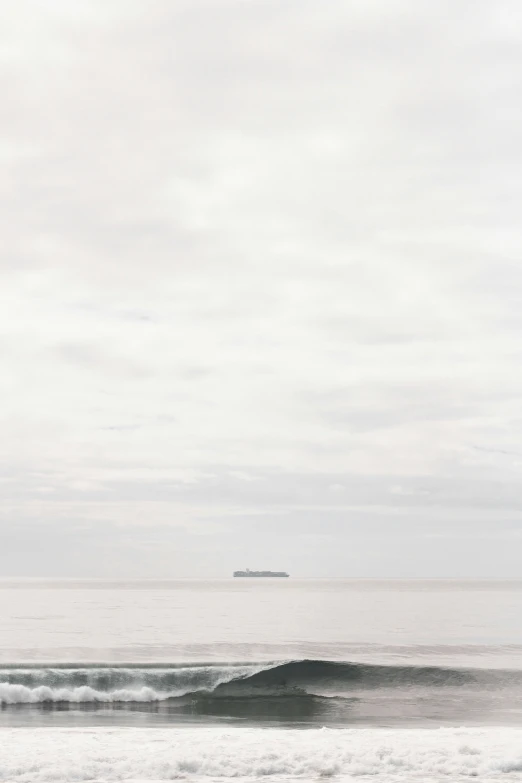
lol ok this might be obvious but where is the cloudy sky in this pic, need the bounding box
[1,0,522,577]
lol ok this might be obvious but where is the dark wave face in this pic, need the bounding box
[211,659,483,696]
[2,660,522,726]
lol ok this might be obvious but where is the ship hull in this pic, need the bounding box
[233,571,289,578]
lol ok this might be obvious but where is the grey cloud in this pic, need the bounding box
[1,0,522,575]
[54,342,151,379]
[4,464,522,516]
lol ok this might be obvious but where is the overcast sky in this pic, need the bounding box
[1,0,522,577]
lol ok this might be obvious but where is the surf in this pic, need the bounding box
[1,659,519,705]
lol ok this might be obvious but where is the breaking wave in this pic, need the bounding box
[0,663,262,705]
[0,659,519,705]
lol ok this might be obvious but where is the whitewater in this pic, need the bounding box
[1,726,522,782]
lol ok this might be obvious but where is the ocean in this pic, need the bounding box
[1,578,522,781]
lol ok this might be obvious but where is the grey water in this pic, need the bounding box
[1,578,522,728]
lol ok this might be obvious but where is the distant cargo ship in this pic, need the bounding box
[233,569,289,578]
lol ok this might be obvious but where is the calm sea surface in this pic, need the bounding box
[2,578,522,662]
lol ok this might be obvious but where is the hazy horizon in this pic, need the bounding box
[2,0,522,578]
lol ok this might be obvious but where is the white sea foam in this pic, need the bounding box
[1,727,521,782]
[0,683,169,703]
